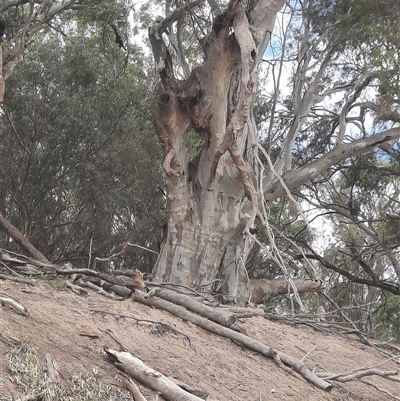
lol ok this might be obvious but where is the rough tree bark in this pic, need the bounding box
[150,0,286,301]
[150,0,400,301]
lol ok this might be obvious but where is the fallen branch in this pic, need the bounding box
[0,273,36,285]
[168,377,209,399]
[301,343,318,363]
[360,379,400,401]
[65,280,88,296]
[121,376,147,401]
[77,279,124,300]
[132,291,332,391]
[105,348,210,401]
[81,276,132,298]
[318,368,398,382]
[98,327,135,354]
[0,293,28,316]
[153,288,236,327]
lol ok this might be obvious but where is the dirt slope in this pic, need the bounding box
[0,280,399,401]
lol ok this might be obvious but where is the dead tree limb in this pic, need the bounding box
[0,273,36,285]
[360,379,400,401]
[105,348,209,401]
[121,376,147,401]
[132,291,332,391]
[0,293,29,315]
[318,368,398,382]
[153,288,236,327]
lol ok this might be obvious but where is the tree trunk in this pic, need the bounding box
[150,0,285,301]
[149,0,400,300]
[0,212,49,264]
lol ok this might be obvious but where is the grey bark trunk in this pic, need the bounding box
[149,0,400,300]
[149,0,283,301]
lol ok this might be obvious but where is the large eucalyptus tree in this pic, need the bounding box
[148,0,400,300]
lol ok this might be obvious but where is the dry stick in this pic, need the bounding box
[91,309,193,347]
[104,326,208,400]
[121,376,147,401]
[98,326,134,353]
[318,357,400,381]
[65,280,88,296]
[1,260,24,277]
[132,291,332,391]
[272,351,303,380]
[301,343,318,363]
[318,369,398,382]
[167,377,209,399]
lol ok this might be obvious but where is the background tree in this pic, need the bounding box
[0,6,164,271]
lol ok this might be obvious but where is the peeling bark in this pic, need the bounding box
[150,0,286,300]
[149,0,400,302]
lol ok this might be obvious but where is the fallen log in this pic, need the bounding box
[153,288,236,327]
[132,291,332,391]
[105,348,210,401]
[0,274,36,285]
[0,293,29,316]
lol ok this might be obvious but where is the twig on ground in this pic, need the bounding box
[301,343,318,363]
[318,368,398,381]
[98,326,135,354]
[360,379,400,401]
[91,309,193,347]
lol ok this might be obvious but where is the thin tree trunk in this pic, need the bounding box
[0,212,49,264]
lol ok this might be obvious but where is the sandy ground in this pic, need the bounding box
[0,280,399,400]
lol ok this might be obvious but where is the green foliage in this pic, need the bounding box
[374,294,400,341]
[0,28,163,272]
[76,0,123,25]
